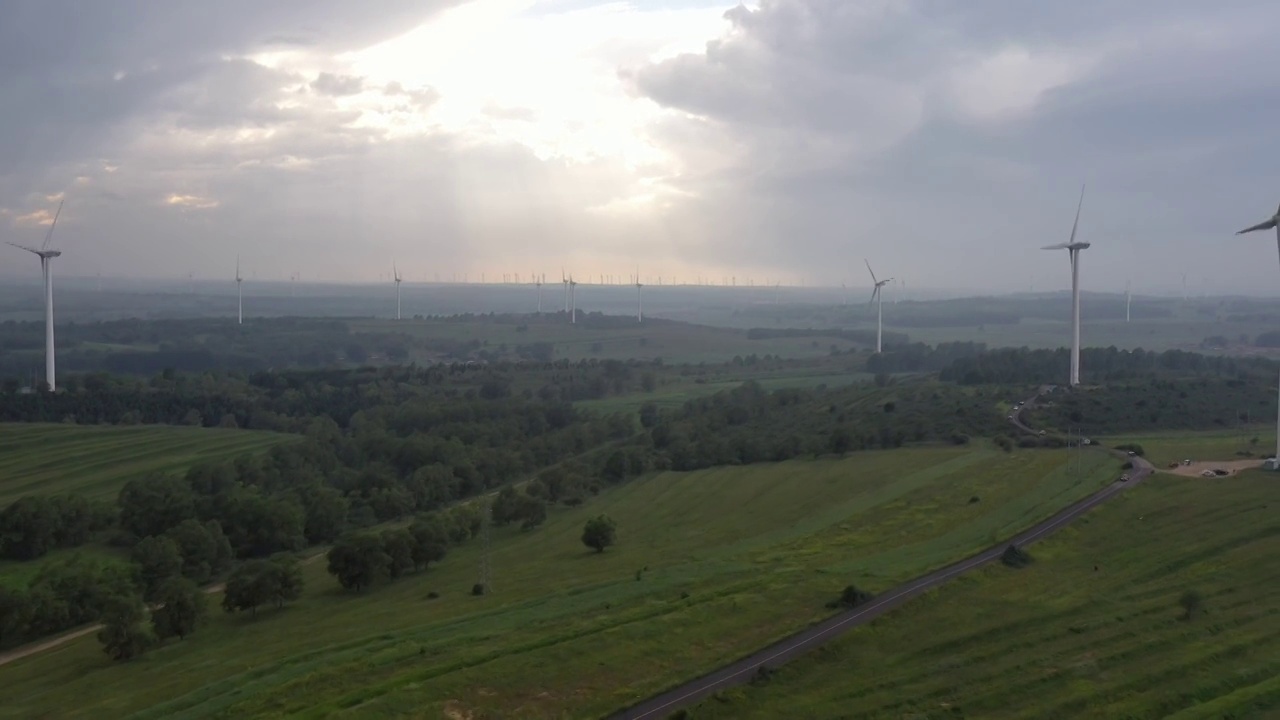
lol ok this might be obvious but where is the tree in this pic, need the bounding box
[117,475,196,539]
[97,595,153,661]
[381,528,416,579]
[327,533,391,591]
[297,485,348,544]
[408,518,449,571]
[268,555,304,608]
[222,560,271,617]
[0,587,30,647]
[131,535,184,601]
[1179,589,1204,620]
[151,578,207,641]
[165,519,233,584]
[581,515,617,553]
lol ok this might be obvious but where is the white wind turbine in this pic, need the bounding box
[1125,279,1131,323]
[1233,198,1280,467]
[7,199,64,391]
[236,255,243,325]
[569,274,578,324]
[865,259,893,354]
[561,268,570,314]
[392,261,402,320]
[535,271,544,313]
[633,269,644,322]
[1041,185,1089,387]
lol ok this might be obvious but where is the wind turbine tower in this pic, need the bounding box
[1041,185,1089,387]
[633,270,644,322]
[562,269,570,313]
[1125,279,1131,323]
[569,275,578,324]
[7,199,63,391]
[1233,198,1280,468]
[865,259,893,354]
[392,261,402,320]
[236,256,243,325]
[535,272,544,313]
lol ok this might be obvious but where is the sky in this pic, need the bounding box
[3,0,1280,295]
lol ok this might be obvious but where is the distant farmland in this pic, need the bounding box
[0,424,289,505]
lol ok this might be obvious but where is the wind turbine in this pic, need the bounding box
[569,274,578,324]
[633,270,644,322]
[561,269,570,313]
[1041,185,1089,387]
[1232,198,1280,468]
[236,256,243,325]
[535,272,543,313]
[7,199,63,391]
[1125,279,1131,323]
[865,259,893,354]
[392,261,402,320]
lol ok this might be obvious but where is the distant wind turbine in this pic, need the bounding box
[1125,279,1131,323]
[392,261,402,320]
[236,256,243,325]
[569,274,578,324]
[6,199,64,391]
[1041,184,1089,387]
[561,268,570,313]
[865,259,893,354]
[633,270,644,322]
[535,272,543,313]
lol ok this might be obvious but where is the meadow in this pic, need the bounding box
[1105,428,1273,468]
[0,424,288,505]
[688,469,1280,719]
[0,445,1117,719]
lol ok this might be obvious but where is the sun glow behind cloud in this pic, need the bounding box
[340,1,730,167]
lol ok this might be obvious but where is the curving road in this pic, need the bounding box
[608,389,1153,720]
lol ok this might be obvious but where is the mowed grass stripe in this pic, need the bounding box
[0,424,288,504]
[688,473,1280,719]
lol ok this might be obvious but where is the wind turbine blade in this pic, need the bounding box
[868,287,878,305]
[6,241,41,255]
[42,199,64,251]
[1236,220,1277,235]
[1042,243,1071,250]
[1067,184,1085,245]
[864,258,878,284]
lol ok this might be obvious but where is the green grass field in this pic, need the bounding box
[1105,428,1273,469]
[0,445,1118,719]
[0,424,289,505]
[688,469,1280,719]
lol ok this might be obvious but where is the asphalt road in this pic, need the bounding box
[608,389,1153,720]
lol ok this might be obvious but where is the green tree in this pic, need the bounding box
[117,475,196,539]
[97,595,153,661]
[326,533,391,591]
[0,587,31,647]
[381,528,416,579]
[130,535,184,601]
[164,519,233,584]
[581,515,617,553]
[221,559,285,617]
[151,578,207,641]
[408,518,449,571]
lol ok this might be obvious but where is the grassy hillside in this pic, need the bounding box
[0,445,1117,719]
[0,424,288,505]
[689,470,1280,719]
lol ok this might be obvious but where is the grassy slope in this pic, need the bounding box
[690,470,1280,719]
[0,445,1117,719]
[1106,428,1273,469]
[0,424,289,505]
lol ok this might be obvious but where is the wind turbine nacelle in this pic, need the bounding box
[1068,242,1091,250]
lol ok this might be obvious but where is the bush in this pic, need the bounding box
[1115,443,1146,457]
[1001,545,1033,568]
[826,584,873,609]
[581,515,617,553]
[1179,589,1204,620]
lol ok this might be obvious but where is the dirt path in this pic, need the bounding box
[0,550,327,668]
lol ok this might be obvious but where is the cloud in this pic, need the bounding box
[164,193,220,210]
[311,71,365,96]
[4,0,1280,296]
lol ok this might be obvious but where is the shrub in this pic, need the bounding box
[1001,545,1033,568]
